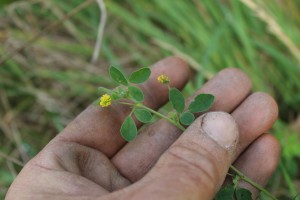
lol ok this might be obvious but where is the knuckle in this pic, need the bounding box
[164,143,221,189]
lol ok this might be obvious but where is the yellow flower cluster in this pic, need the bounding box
[157,74,170,84]
[99,94,112,107]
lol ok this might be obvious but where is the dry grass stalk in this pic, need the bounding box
[0,151,24,167]
[241,0,300,64]
[0,0,96,66]
[91,0,107,64]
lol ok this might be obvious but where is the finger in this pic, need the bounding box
[112,68,252,181]
[231,92,278,158]
[119,112,239,200]
[187,68,253,113]
[232,133,280,198]
[56,56,190,157]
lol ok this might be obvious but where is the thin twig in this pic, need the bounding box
[0,0,96,66]
[91,0,107,64]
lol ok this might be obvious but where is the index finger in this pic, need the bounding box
[56,56,190,157]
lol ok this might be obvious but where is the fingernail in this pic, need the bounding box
[201,112,238,149]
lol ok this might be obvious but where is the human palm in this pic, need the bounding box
[6,57,280,200]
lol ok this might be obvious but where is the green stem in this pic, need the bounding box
[118,102,185,131]
[118,101,277,199]
[279,160,298,196]
[137,104,186,131]
[230,165,278,200]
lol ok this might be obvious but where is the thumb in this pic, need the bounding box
[137,112,239,200]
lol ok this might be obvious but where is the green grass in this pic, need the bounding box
[1,0,300,199]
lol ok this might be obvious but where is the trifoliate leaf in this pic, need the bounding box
[129,67,151,84]
[179,112,195,125]
[134,109,152,123]
[120,116,137,141]
[128,86,144,102]
[169,88,185,113]
[188,94,214,113]
[109,66,128,85]
[215,185,234,200]
[236,188,252,200]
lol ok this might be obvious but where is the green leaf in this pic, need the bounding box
[134,109,153,123]
[169,88,185,113]
[129,67,151,84]
[120,116,137,141]
[236,188,252,200]
[179,112,195,125]
[109,66,128,85]
[188,94,214,113]
[128,86,144,102]
[215,185,234,200]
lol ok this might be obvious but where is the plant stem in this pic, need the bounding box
[279,160,298,196]
[118,101,278,199]
[118,102,185,131]
[138,104,186,131]
[230,165,278,200]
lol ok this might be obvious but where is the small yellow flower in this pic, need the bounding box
[99,94,112,107]
[157,74,170,84]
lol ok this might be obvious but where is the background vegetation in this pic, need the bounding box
[1,0,300,199]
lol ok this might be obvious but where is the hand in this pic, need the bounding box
[5,57,280,200]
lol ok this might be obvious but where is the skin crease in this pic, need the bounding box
[5,56,280,200]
